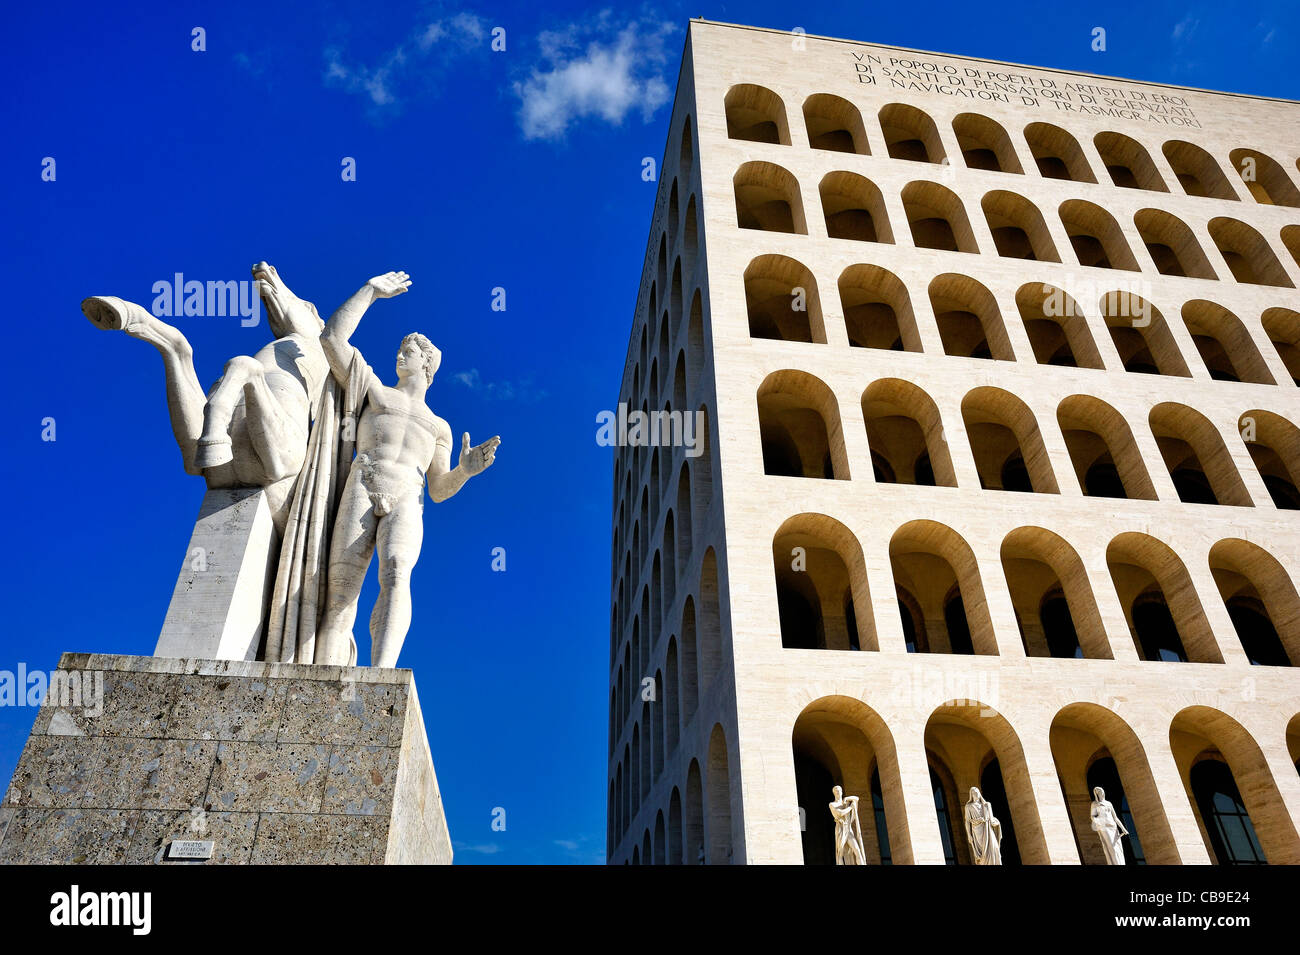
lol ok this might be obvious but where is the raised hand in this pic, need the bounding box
[460,432,501,476]
[368,271,412,299]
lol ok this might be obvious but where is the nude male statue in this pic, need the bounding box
[314,271,501,667]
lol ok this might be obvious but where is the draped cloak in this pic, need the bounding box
[263,350,369,665]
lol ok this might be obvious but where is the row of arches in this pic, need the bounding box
[747,257,1300,386]
[726,84,1300,207]
[773,514,1299,668]
[760,372,1300,509]
[734,163,1298,288]
[794,698,1299,865]
[610,723,735,864]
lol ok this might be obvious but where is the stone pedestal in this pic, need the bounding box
[0,654,452,865]
[156,488,278,662]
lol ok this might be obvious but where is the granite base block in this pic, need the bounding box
[0,654,452,865]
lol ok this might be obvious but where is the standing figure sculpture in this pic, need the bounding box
[312,271,501,667]
[963,787,1003,865]
[1090,786,1130,865]
[828,785,867,865]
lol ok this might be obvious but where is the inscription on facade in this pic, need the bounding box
[849,50,1203,128]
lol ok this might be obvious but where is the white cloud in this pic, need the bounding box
[515,15,678,140]
[325,12,487,108]
[1172,15,1200,42]
[454,841,502,854]
[454,368,548,402]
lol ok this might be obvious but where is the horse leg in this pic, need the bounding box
[81,296,206,474]
[238,370,308,482]
[196,355,263,469]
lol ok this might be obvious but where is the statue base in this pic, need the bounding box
[0,653,452,865]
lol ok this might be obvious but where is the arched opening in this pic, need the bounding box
[699,548,722,689]
[1100,291,1191,376]
[678,115,694,175]
[744,254,824,343]
[640,701,652,799]
[1016,283,1103,369]
[1208,217,1294,287]
[1049,703,1180,864]
[1261,307,1300,385]
[680,597,698,720]
[1228,148,1300,207]
[683,196,698,261]
[925,702,1052,864]
[1149,402,1252,507]
[706,724,734,864]
[819,171,893,243]
[1134,208,1217,279]
[1170,706,1300,864]
[675,464,692,567]
[1107,532,1220,663]
[667,179,679,248]
[792,696,908,864]
[982,190,1059,261]
[1060,199,1140,270]
[757,370,849,479]
[772,513,875,651]
[1284,225,1300,271]
[1001,526,1110,659]
[962,386,1058,493]
[653,811,665,864]
[652,668,665,783]
[1239,408,1300,510]
[862,378,957,487]
[930,273,1013,360]
[952,112,1022,173]
[902,181,978,252]
[803,93,869,154]
[665,638,680,756]
[839,264,921,351]
[668,788,683,864]
[734,161,806,234]
[724,83,789,144]
[1057,394,1158,500]
[1209,538,1300,666]
[1025,122,1096,182]
[890,520,997,655]
[878,102,945,163]
[693,404,713,521]
[1094,131,1168,191]
[1162,140,1238,200]
[1183,300,1274,384]
[685,760,704,864]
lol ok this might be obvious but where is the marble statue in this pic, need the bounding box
[829,785,867,865]
[307,271,501,667]
[83,263,499,669]
[963,786,1003,865]
[1090,786,1130,865]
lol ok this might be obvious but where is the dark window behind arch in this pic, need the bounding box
[1191,759,1266,864]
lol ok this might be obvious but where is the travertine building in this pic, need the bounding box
[607,19,1300,864]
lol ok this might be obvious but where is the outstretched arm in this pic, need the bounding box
[321,271,411,383]
[428,431,501,503]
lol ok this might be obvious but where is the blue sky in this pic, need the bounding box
[0,0,1295,865]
